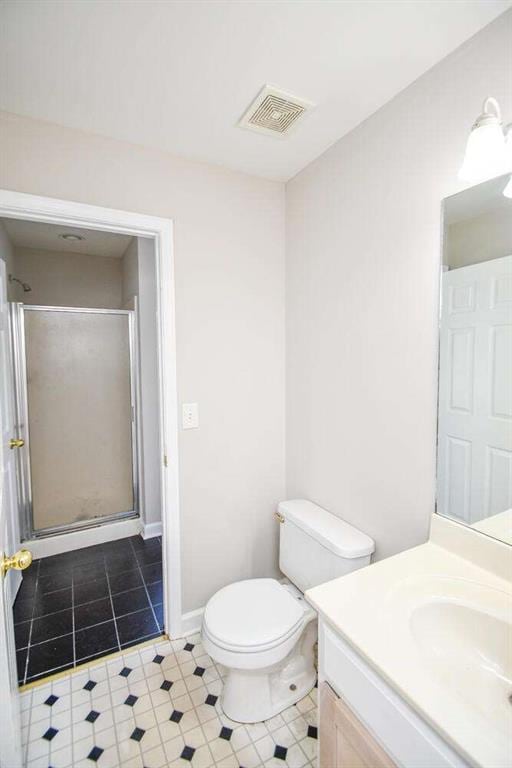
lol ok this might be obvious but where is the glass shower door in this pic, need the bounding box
[11,305,138,538]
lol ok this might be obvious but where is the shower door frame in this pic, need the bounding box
[11,303,140,541]
[0,188,182,640]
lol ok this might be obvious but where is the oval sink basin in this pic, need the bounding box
[404,578,512,729]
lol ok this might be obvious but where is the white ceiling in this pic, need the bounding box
[2,218,133,258]
[0,0,510,181]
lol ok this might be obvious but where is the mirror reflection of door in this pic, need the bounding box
[438,175,512,544]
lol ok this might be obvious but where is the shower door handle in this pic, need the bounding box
[9,438,25,449]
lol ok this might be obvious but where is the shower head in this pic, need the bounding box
[9,274,32,293]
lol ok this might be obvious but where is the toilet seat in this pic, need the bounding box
[203,578,304,653]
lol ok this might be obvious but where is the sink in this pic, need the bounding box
[388,576,512,752]
[410,597,512,720]
[385,575,512,751]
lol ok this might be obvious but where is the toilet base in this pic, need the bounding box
[219,619,317,723]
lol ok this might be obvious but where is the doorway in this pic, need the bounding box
[0,190,181,763]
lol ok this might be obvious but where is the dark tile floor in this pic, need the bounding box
[13,535,164,685]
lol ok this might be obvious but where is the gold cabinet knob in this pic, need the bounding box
[1,549,33,577]
[9,438,25,449]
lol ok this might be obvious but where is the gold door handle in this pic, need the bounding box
[9,438,24,449]
[1,549,33,577]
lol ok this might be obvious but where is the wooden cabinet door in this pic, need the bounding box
[319,682,396,768]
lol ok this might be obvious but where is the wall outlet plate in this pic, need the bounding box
[182,402,199,429]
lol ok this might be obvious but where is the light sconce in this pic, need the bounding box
[459,97,512,186]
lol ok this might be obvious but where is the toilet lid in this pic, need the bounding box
[203,579,304,651]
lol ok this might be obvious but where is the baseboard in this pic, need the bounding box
[141,521,163,540]
[181,607,204,637]
[25,517,142,560]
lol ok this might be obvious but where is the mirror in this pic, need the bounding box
[437,174,512,545]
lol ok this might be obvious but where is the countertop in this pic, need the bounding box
[306,523,512,768]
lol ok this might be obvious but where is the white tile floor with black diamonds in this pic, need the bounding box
[21,633,318,768]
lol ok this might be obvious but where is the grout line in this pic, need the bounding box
[71,563,76,668]
[104,551,122,655]
[22,558,40,686]
[20,558,40,765]
[25,601,163,653]
[128,538,161,634]
[28,561,161,603]
[17,539,162,686]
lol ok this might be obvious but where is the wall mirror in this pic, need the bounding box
[437,174,512,545]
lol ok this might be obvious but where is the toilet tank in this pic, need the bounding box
[278,499,375,592]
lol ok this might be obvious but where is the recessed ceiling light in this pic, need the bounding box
[60,233,85,242]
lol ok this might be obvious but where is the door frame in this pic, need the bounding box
[0,189,182,638]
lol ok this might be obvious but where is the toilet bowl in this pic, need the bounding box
[202,578,317,723]
[202,499,375,723]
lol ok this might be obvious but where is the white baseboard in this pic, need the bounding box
[181,607,205,637]
[141,521,163,540]
[25,517,142,560]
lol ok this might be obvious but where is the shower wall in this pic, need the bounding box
[10,247,123,307]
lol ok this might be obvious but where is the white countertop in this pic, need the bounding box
[306,524,512,768]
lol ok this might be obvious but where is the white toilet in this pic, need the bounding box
[202,499,375,723]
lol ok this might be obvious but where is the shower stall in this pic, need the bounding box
[9,303,139,540]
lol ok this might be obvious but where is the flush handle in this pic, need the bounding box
[274,511,285,524]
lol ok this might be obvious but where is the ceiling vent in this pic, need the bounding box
[238,85,314,138]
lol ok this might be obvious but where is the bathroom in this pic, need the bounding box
[0,2,510,768]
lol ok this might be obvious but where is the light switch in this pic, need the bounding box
[182,402,199,429]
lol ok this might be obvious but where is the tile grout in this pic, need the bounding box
[21,631,319,768]
[15,537,164,685]
[129,537,161,636]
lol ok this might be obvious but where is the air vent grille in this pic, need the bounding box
[239,85,313,137]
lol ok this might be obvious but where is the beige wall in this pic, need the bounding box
[121,239,138,310]
[121,237,162,530]
[446,207,512,269]
[11,246,123,308]
[285,12,512,561]
[0,111,286,613]
[0,219,14,277]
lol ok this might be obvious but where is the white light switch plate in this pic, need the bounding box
[182,402,199,429]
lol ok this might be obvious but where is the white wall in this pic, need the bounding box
[285,11,512,561]
[0,220,14,275]
[446,207,512,269]
[121,238,138,309]
[10,247,123,308]
[121,236,162,533]
[0,112,286,613]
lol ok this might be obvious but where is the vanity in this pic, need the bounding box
[306,175,512,768]
[307,515,512,768]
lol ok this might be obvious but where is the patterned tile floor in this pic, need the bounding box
[21,633,318,768]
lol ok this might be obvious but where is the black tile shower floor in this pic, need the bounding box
[13,535,164,685]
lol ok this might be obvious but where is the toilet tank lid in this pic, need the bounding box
[278,499,375,558]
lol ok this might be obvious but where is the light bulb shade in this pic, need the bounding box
[503,175,512,199]
[459,121,510,183]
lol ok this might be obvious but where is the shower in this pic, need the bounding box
[9,273,32,292]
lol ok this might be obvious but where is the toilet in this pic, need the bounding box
[202,499,375,722]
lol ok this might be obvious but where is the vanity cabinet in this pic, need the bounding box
[320,681,395,768]
[317,619,469,768]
